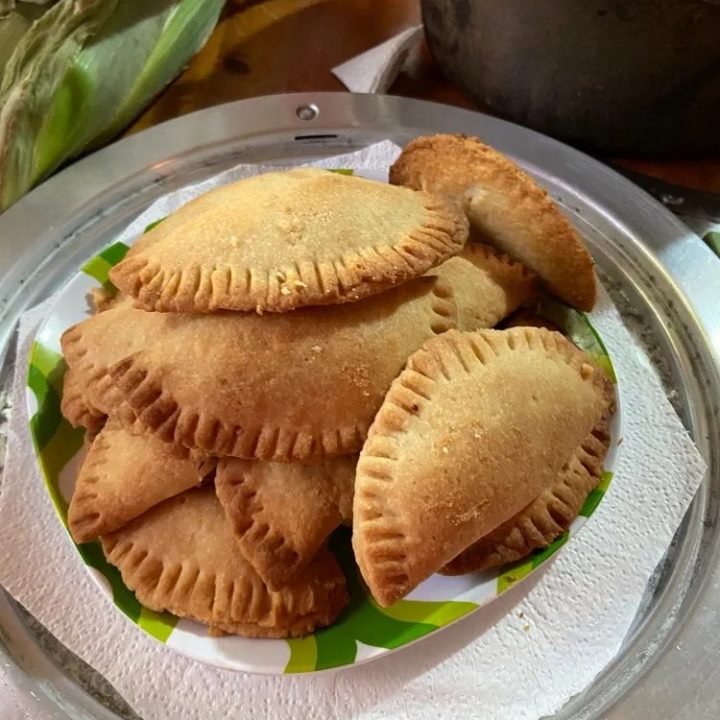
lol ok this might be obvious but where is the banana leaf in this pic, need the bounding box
[0,0,225,212]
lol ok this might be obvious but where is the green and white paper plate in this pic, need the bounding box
[25,168,620,674]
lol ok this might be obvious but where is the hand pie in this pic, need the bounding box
[353,327,614,606]
[101,488,349,637]
[389,134,597,311]
[442,418,611,574]
[109,169,469,314]
[97,276,457,461]
[430,242,538,331]
[68,422,212,543]
[216,456,355,590]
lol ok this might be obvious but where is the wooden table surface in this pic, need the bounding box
[129,0,720,194]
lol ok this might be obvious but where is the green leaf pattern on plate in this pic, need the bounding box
[81,242,130,291]
[285,529,477,672]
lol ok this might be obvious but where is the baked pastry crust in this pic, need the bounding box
[101,488,348,637]
[441,418,611,574]
[109,168,469,313]
[390,134,597,311]
[216,455,355,590]
[68,422,212,544]
[353,327,614,606]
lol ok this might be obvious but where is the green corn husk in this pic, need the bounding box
[0,2,56,70]
[0,0,225,211]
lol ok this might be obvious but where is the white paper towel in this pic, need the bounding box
[0,143,707,720]
[332,25,423,93]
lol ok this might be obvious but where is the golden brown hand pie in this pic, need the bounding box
[430,242,538,331]
[68,422,212,544]
[101,488,349,637]
[389,134,597,311]
[353,327,614,606]
[216,456,355,590]
[96,276,458,461]
[109,169,469,314]
[441,418,611,574]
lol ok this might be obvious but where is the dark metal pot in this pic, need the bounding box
[422,0,720,156]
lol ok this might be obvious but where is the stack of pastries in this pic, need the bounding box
[60,135,614,636]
